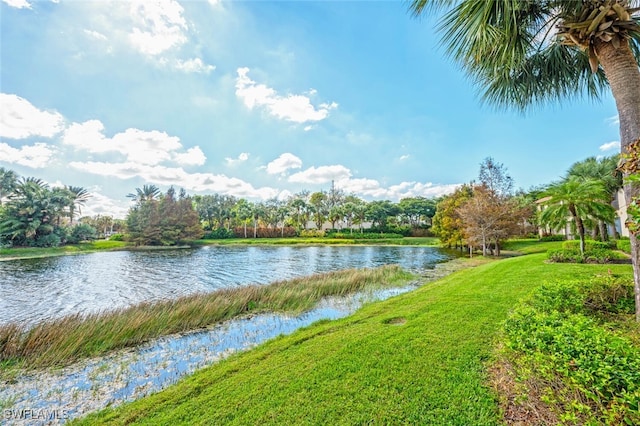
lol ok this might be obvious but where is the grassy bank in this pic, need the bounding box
[0,240,130,261]
[75,251,633,425]
[0,237,439,261]
[0,266,414,374]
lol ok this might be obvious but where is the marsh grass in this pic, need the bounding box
[0,265,414,373]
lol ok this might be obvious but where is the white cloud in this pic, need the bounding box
[0,93,65,139]
[288,165,351,184]
[128,0,187,56]
[84,29,108,41]
[225,152,250,166]
[62,120,201,166]
[0,142,55,168]
[599,141,620,152]
[398,154,410,161]
[207,0,221,7]
[174,57,216,74]
[235,68,338,124]
[303,125,313,132]
[174,146,206,166]
[69,161,278,200]
[266,153,303,175]
[2,0,31,9]
[82,192,130,219]
[606,115,620,126]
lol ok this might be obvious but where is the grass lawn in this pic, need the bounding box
[0,240,130,260]
[75,250,632,425]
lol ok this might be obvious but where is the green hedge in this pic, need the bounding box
[503,277,639,424]
[562,240,616,251]
[547,248,624,264]
[617,239,631,254]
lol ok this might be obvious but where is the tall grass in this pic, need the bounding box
[0,265,414,372]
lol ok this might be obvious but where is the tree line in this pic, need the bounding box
[0,168,95,247]
[432,156,622,257]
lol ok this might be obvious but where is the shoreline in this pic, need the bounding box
[0,237,440,262]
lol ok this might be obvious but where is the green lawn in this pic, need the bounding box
[75,251,632,425]
[0,240,129,260]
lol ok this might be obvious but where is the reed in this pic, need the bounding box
[0,265,414,372]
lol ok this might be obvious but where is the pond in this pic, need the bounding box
[0,245,455,326]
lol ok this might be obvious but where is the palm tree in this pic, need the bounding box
[66,186,91,225]
[127,184,160,205]
[539,178,615,255]
[409,0,640,320]
[0,167,18,205]
[567,155,622,239]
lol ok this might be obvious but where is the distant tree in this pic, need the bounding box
[366,200,399,229]
[432,185,473,249]
[398,197,437,227]
[478,157,514,198]
[539,178,615,255]
[309,191,328,230]
[127,184,160,205]
[65,186,91,225]
[233,199,253,238]
[0,168,18,205]
[125,187,202,245]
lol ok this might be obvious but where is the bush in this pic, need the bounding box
[616,239,631,254]
[562,240,616,251]
[203,228,235,239]
[539,234,566,242]
[548,248,623,264]
[299,229,325,238]
[66,224,98,244]
[30,233,61,247]
[503,277,640,424]
[109,233,124,241]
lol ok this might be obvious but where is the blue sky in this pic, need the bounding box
[0,0,621,218]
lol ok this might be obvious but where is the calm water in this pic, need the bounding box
[0,245,454,326]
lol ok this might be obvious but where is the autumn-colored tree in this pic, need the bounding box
[432,185,473,249]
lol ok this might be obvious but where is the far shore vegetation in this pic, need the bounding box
[0,265,415,375]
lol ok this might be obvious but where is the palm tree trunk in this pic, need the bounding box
[596,39,640,321]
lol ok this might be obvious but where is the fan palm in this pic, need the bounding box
[410,0,640,319]
[66,186,91,225]
[539,178,615,254]
[126,184,161,205]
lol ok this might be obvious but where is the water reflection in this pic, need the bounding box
[0,245,454,326]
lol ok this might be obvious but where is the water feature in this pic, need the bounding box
[0,245,454,327]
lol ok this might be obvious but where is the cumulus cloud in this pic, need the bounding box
[599,141,620,152]
[0,93,65,139]
[235,68,337,124]
[62,120,204,166]
[128,0,188,56]
[69,161,278,200]
[82,192,130,219]
[174,146,207,166]
[266,153,303,175]
[0,142,55,168]
[288,165,351,184]
[2,0,31,9]
[174,57,216,74]
[225,152,249,166]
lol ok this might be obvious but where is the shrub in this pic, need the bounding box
[299,229,325,238]
[616,239,631,254]
[502,277,640,424]
[562,240,616,251]
[109,233,124,241]
[203,228,235,239]
[539,234,566,242]
[548,248,624,264]
[66,224,98,244]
